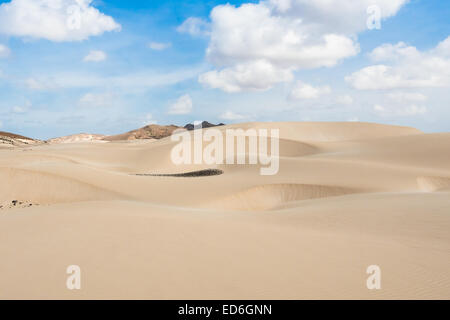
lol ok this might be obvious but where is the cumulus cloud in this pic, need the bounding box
[199,60,293,92]
[373,104,427,117]
[268,0,408,34]
[219,111,246,120]
[196,0,407,93]
[83,50,107,62]
[148,42,171,51]
[168,94,193,115]
[346,37,450,90]
[289,81,331,100]
[0,0,121,42]
[79,92,114,107]
[369,42,420,62]
[206,3,359,69]
[177,17,210,37]
[0,44,11,58]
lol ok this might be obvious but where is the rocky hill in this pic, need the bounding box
[0,131,41,147]
[103,124,181,141]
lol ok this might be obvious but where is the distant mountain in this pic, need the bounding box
[1,121,227,146]
[103,124,181,141]
[0,131,41,147]
[184,121,225,131]
[47,133,106,144]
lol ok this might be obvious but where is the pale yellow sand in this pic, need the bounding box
[0,122,449,299]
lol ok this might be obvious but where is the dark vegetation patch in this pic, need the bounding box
[0,200,39,210]
[135,169,223,177]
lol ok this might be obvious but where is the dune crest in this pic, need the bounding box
[224,122,422,142]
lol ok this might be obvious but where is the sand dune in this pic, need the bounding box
[224,121,422,142]
[0,167,125,205]
[205,183,357,211]
[417,176,450,192]
[0,122,449,299]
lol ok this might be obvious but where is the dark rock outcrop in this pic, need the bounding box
[184,121,225,131]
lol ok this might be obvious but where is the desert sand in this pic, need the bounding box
[0,122,449,299]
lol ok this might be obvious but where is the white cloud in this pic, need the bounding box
[83,50,107,62]
[387,92,427,102]
[369,42,420,62]
[168,94,193,115]
[199,60,293,92]
[347,36,450,90]
[347,117,360,122]
[148,42,171,51]
[0,44,11,58]
[220,111,246,120]
[25,77,57,90]
[0,0,121,42]
[373,104,427,117]
[268,0,408,34]
[195,0,407,93]
[79,92,114,107]
[289,81,331,100]
[11,100,31,113]
[206,3,360,69]
[0,120,2,128]
[177,17,210,37]
[336,95,353,105]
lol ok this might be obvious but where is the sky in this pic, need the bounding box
[0,0,449,139]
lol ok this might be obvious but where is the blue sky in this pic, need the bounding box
[0,0,449,139]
